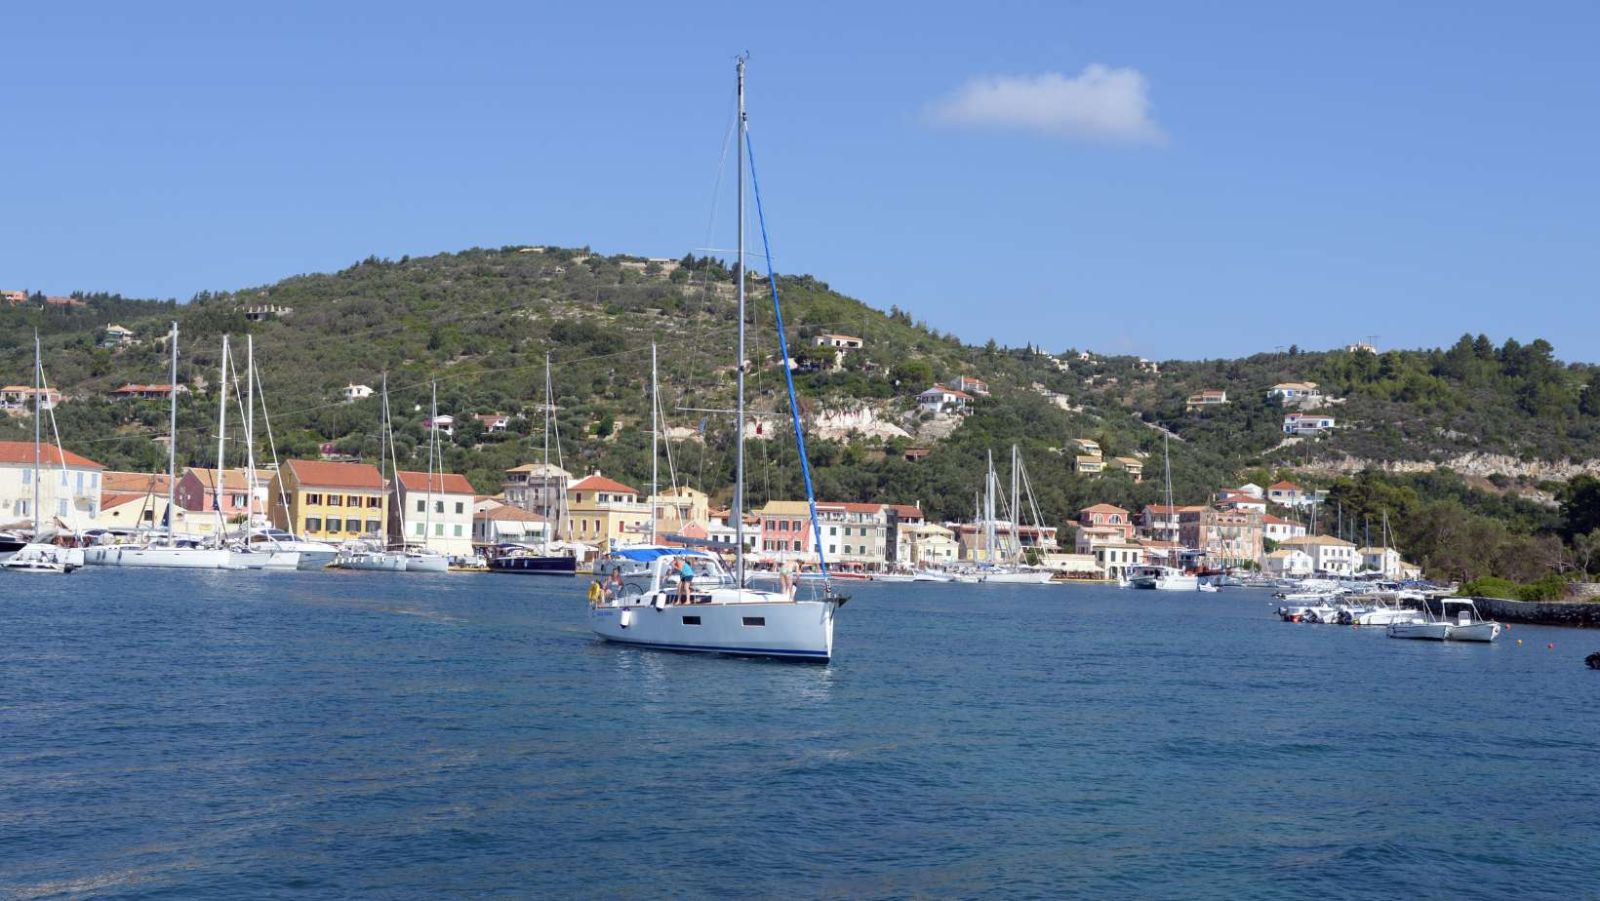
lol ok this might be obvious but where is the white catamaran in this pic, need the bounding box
[588,57,845,660]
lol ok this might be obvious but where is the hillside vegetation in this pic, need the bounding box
[5,246,1600,581]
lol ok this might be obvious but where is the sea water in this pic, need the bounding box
[3,571,1596,898]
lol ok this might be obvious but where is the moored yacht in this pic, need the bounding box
[590,548,841,660]
[1127,564,1199,591]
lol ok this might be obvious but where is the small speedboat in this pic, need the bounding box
[1197,583,1220,593]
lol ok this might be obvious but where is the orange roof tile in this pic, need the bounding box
[0,441,103,469]
[283,459,384,490]
[395,470,475,495]
[569,473,638,495]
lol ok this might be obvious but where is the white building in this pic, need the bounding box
[503,462,570,519]
[1264,548,1314,578]
[1262,514,1307,544]
[343,383,374,403]
[391,470,476,556]
[1280,535,1358,575]
[1359,546,1406,579]
[0,440,103,529]
[917,384,973,414]
[1267,382,1322,402]
[1283,413,1336,435]
[473,499,550,546]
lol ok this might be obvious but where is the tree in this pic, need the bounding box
[1560,475,1600,540]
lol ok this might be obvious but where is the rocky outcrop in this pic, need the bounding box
[811,405,910,442]
[1303,452,1600,482]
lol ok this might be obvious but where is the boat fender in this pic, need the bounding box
[619,609,634,628]
[652,594,668,611]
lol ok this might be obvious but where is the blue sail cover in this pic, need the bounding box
[610,547,718,563]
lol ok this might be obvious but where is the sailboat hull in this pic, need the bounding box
[490,555,577,576]
[82,546,233,568]
[590,595,836,660]
[404,554,449,573]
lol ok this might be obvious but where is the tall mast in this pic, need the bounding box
[650,342,659,544]
[166,321,179,544]
[425,380,437,550]
[985,450,996,563]
[733,54,748,586]
[1010,444,1021,562]
[215,335,230,536]
[246,334,256,530]
[378,371,388,487]
[543,353,553,552]
[31,331,41,535]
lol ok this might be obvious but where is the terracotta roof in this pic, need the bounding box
[677,522,710,539]
[885,503,923,519]
[395,470,475,495]
[1269,481,1300,490]
[0,440,103,469]
[111,383,178,394]
[283,459,385,489]
[921,384,974,400]
[103,470,171,493]
[476,504,547,523]
[99,491,148,509]
[1080,503,1130,516]
[569,473,638,495]
[1262,514,1295,525]
[840,502,884,514]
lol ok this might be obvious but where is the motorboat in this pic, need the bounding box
[589,547,843,660]
[2,542,76,574]
[401,549,450,573]
[1197,583,1220,593]
[913,569,955,583]
[1127,564,1200,591]
[489,543,577,575]
[1387,598,1499,641]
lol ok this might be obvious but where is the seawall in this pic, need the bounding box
[1445,596,1600,629]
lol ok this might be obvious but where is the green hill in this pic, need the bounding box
[5,245,1600,583]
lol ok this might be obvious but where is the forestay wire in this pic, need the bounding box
[744,130,829,583]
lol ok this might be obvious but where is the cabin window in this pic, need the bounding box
[742,617,765,627]
[681,616,701,625]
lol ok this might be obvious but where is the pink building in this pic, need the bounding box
[1079,503,1134,539]
[174,467,256,520]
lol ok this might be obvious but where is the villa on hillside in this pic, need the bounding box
[1283,412,1336,435]
[1267,381,1322,402]
[342,384,374,403]
[950,375,990,396]
[1185,389,1228,410]
[917,384,973,414]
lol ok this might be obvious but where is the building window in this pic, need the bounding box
[435,523,444,536]
[347,495,361,507]
[365,520,381,534]
[435,500,444,514]
[792,540,801,551]
[415,522,425,536]
[306,517,322,532]
[417,500,426,513]
[454,502,464,514]
[346,518,361,533]
[453,525,462,537]
[328,495,342,507]
[307,493,321,505]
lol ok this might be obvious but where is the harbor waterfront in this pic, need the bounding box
[4,572,1597,897]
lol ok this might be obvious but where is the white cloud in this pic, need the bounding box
[928,64,1164,144]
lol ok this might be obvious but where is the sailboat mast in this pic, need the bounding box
[650,342,659,544]
[246,335,256,530]
[985,450,996,563]
[32,331,41,534]
[733,55,747,586]
[543,353,553,552]
[425,380,437,549]
[1010,444,1021,562]
[215,336,229,533]
[166,321,179,544]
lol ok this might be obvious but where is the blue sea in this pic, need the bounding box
[3,571,1597,899]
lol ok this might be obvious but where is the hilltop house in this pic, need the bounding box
[0,385,62,412]
[917,384,972,415]
[1109,456,1144,482]
[101,324,136,348]
[0,441,103,529]
[342,384,374,403]
[1267,382,1322,403]
[242,304,292,321]
[1074,455,1105,475]
[1069,438,1101,456]
[269,459,388,543]
[813,333,864,350]
[109,383,184,401]
[1185,389,1228,410]
[391,470,476,556]
[423,414,455,437]
[474,413,512,433]
[1267,481,1305,506]
[950,375,990,396]
[1283,412,1336,435]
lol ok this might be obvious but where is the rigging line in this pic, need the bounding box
[745,128,829,579]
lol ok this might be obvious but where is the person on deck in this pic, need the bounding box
[607,568,624,601]
[676,556,696,604]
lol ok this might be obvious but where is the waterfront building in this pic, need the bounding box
[758,500,816,556]
[820,502,889,572]
[565,472,650,549]
[174,468,256,528]
[1263,514,1307,543]
[503,462,570,521]
[647,485,710,539]
[884,503,924,568]
[0,441,103,529]
[1079,504,1134,539]
[1264,548,1314,578]
[1093,541,1146,580]
[270,459,388,543]
[1278,535,1358,575]
[391,470,476,556]
[901,521,959,568]
[473,499,550,546]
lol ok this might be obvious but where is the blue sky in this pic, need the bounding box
[4,1,1597,361]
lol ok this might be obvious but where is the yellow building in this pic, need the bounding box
[270,459,388,542]
[566,472,652,549]
[647,485,709,540]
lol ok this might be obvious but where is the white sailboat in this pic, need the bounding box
[3,333,75,574]
[1128,432,1197,590]
[401,381,450,573]
[83,322,233,569]
[330,373,408,571]
[238,340,339,569]
[588,58,844,660]
[977,446,1056,584]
